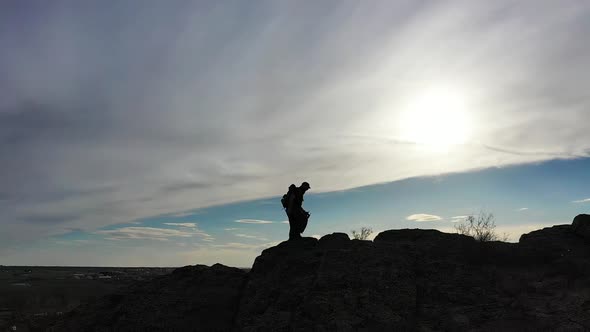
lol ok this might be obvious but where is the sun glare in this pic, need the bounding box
[398,86,472,149]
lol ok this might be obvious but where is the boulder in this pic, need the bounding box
[374,228,448,243]
[572,214,590,240]
[374,228,476,244]
[318,232,350,249]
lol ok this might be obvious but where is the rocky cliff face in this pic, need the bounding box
[51,264,247,331]
[53,215,590,331]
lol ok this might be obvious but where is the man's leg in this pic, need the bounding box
[288,213,299,240]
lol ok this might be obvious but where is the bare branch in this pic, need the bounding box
[454,211,501,242]
[351,227,373,240]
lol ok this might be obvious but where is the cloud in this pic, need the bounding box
[159,182,212,194]
[482,145,580,158]
[518,208,529,211]
[407,214,443,222]
[168,211,197,218]
[451,216,469,222]
[97,226,212,241]
[235,219,275,224]
[572,198,590,203]
[234,234,269,241]
[224,228,239,231]
[55,239,90,246]
[2,1,590,258]
[213,242,260,250]
[257,200,279,206]
[21,214,78,224]
[163,222,197,228]
[211,241,279,250]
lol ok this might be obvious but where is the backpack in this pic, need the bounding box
[281,184,296,209]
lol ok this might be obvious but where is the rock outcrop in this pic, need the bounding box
[572,214,590,240]
[53,215,590,331]
[51,264,247,331]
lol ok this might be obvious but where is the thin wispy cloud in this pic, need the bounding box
[572,198,590,203]
[257,200,278,206]
[234,234,269,241]
[450,216,468,222]
[235,219,275,224]
[211,242,279,250]
[407,214,443,222]
[163,222,197,228]
[518,208,529,211]
[55,239,90,246]
[97,226,212,242]
[168,212,197,218]
[212,242,260,250]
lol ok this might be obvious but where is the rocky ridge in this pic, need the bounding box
[53,214,590,331]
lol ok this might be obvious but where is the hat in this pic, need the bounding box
[301,181,311,189]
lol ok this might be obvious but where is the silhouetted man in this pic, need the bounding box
[284,182,311,240]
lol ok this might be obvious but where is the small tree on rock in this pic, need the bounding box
[454,211,505,242]
[351,227,373,240]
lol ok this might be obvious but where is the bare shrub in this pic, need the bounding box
[351,227,373,240]
[454,211,507,242]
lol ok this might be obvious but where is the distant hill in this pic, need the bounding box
[52,215,590,331]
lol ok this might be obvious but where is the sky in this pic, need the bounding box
[1,1,589,267]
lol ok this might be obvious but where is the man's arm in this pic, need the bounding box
[299,206,310,216]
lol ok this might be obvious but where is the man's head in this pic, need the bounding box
[300,181,311,192]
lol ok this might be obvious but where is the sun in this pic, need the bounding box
[398,86,472,149]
